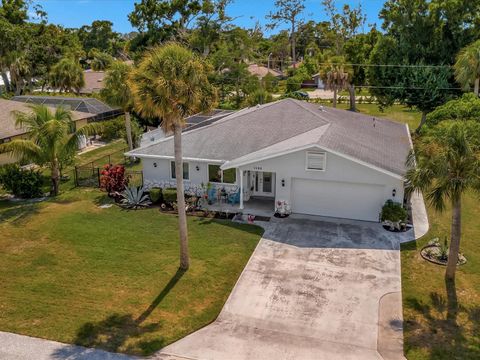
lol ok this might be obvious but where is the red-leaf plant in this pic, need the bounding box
[100,164,129,196]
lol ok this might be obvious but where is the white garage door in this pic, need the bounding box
[291,178,385,222]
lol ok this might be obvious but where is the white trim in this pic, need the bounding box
[305,151,326,172]
[223,143,404,180]
[221,143,317,170]
[170,161,190,181]
[129,153,225,164]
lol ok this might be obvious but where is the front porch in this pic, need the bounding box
[205,196,276,218]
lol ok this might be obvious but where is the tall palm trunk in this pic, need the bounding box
[125,111,133,150]
[333,86,338,108]
[446,195,461,281]
[475,78,479,97]
[348,84,356,112]
[51,158,60,196]
[291,21,296,68]
[174,124,190,270]
[416,111,428,133]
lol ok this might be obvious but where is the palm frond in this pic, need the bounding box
[0,139,42,162]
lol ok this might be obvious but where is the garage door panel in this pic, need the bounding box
[291,178,385,222]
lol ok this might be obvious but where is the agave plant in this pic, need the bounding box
[120,186,152,209]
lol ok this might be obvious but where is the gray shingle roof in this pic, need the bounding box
[0,99,93,140]
[129,99,412,176]
[12,95,123,121]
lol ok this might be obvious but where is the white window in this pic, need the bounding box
[306,151,326,171]
[171,161,189,180]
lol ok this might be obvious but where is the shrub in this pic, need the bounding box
[162,188,177,203]
[0,164,43,198]
[99,117,143,148]
[244,89,273,106]
[262,73,279,93]
[286,76,302,92]
[381,200,408,222]
[149,187,162,204]
[100,164,129,194]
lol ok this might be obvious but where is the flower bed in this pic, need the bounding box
[420,238,467,266]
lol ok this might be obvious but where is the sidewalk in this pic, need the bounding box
[0,331,136,360]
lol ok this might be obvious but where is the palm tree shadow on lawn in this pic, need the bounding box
[404,278,480,359]
[55,268,186,357]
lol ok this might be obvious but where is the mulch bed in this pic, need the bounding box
[420,244,467,266]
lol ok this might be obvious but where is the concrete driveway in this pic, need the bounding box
[156,217,407,360]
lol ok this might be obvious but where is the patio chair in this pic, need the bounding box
[228,189,241,205]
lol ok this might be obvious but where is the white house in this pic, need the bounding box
[312,73,325,89]
[127,99,412,222]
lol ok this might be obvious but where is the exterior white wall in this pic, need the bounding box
[142,158,237,194]
[140,147,405,220]
[238,147,404,212]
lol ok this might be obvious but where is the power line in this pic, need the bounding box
[254,59,452,68]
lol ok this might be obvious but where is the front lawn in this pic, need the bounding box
[401,194,480,360]
[0,190,263,355]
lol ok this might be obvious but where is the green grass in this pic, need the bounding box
[75,140,129,167]
[0,190,263,355]
[335,103,422,130]
[347,103,480,359]
[401,194,480,359]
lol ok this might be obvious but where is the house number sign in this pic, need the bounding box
[253,166,263,170]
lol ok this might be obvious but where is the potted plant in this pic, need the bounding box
[275,200,291,218]
[381,200,408,231]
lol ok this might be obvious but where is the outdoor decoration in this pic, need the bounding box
[275,200,291,218]
[421,237,467,266]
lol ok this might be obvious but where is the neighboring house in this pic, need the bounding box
[12,95,123,122]
[127,99,412,222]
[140,109,234,147]
[0,99,94,165]
[247,64,284,79]
[312,73,325,89]
[80,70,105,94]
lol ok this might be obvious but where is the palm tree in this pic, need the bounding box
[101,61,134,150]
[405,121,480,281]
[454,40,480,96]
[49,57,85,94]
[129,43,217,270]
[321,56,352,108]
[0,105,99,196]
[90,51,113,71]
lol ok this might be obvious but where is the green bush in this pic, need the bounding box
[99,118,124,141]
[149,187,163,204]
[286,76,302,92]
[162,188,177,203]
[0,164,43,198]
[381,200,408,222]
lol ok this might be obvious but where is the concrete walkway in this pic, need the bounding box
[154,214,425,360]
[0,331,136,360]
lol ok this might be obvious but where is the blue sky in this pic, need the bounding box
[37,0,384,34]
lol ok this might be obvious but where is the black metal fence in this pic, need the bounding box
[73,146,143,188]
[74,166,143,188]
[74,165,100,187]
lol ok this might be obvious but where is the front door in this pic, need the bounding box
[253,171,275,197]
